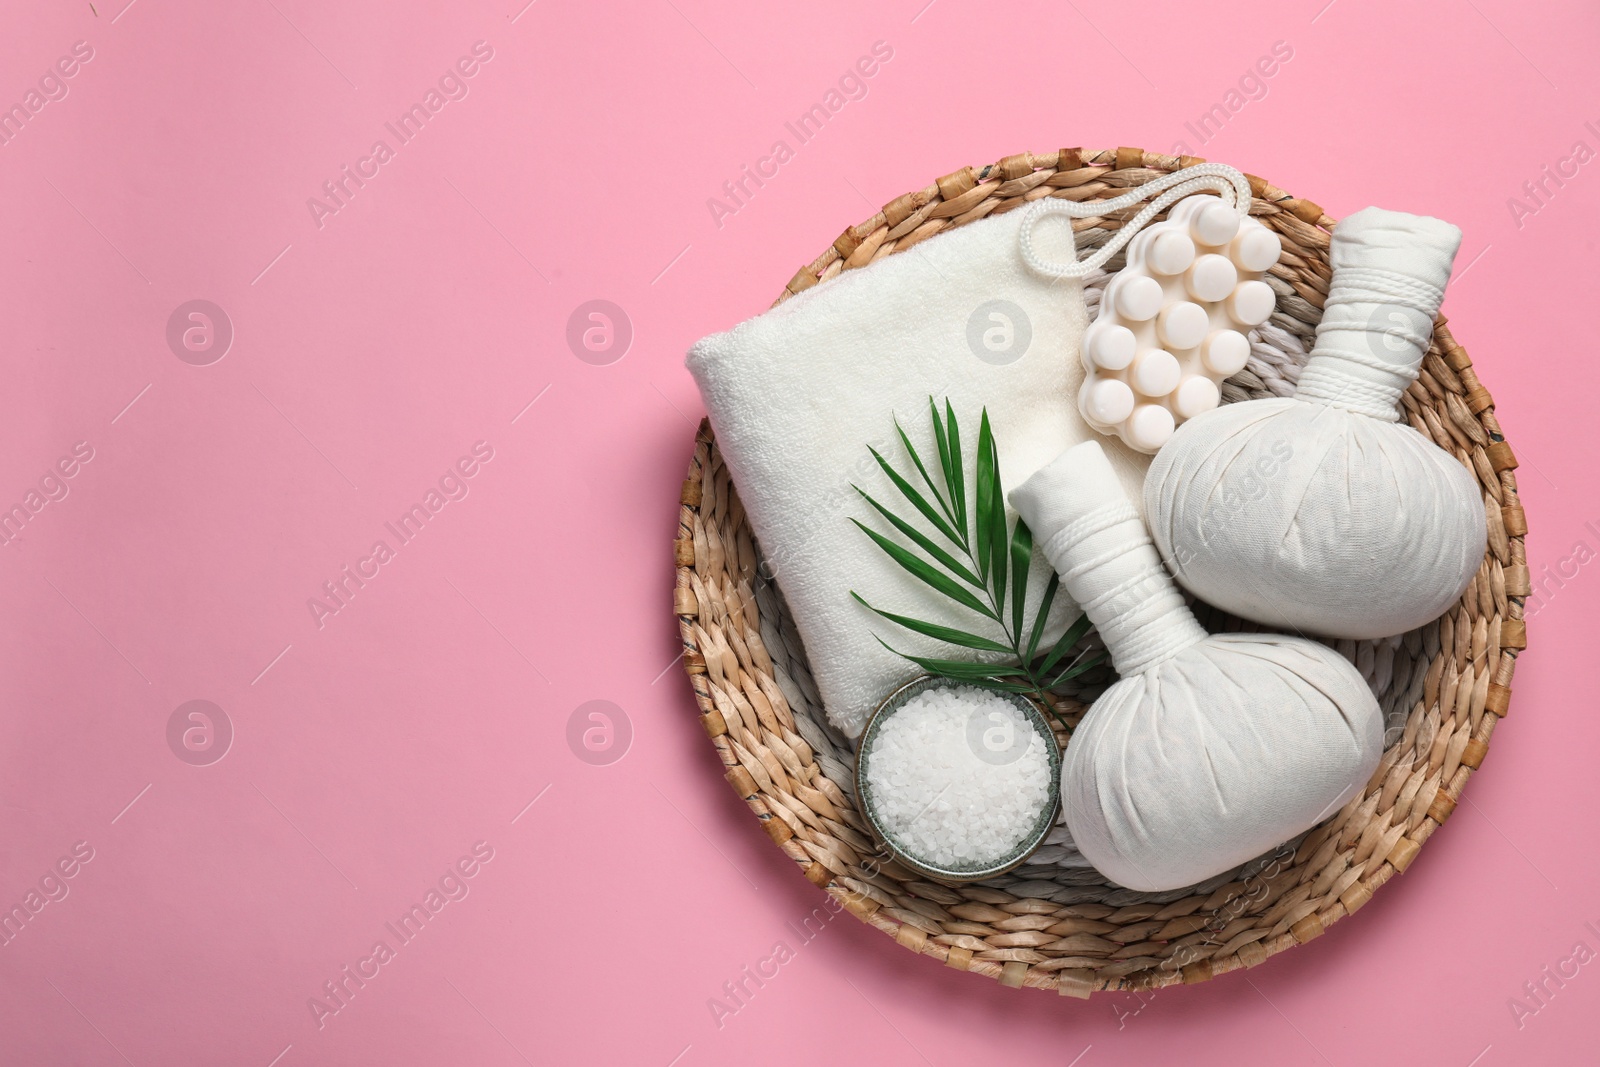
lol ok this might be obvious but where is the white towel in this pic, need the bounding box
[687,209,1150,738]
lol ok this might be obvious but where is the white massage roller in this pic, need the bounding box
[1078,194,1282,452]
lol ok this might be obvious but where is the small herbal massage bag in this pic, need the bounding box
[1011,440,1385,891]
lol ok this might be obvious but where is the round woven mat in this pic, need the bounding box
[671,147,1528,996]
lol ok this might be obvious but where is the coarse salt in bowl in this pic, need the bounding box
[855,676,1061,884]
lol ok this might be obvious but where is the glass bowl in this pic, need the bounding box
[854,675,1062,885]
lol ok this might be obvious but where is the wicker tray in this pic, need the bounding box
[671,146,1528,996]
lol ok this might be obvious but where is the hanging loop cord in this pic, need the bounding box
[1018,163,1254,280]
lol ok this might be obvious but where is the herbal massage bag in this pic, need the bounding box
[1012,440,1385,891]
[1143,207,1487,639]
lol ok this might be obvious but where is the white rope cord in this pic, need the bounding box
[1294,366,1410,421]
[1301,252,1444,421]
[1018,163,1254,280]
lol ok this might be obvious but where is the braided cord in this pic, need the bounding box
[1018,163,1253,281]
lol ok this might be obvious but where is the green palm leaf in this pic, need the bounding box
[894,419,952,525]
[853,594,1013,653]
[868,445,963,548]
[973,413,996,585]
[848,399,1103,724]
[1034,611,1095,679]
[1009,518,1033,639]
[928,396,953,515]
[944,399,966,537]
[850,520,995,618]
[855,487,982,588]
[977,411,1010,607]
[1047,650,1106,689]
[872,637,1030,681]
[1024,573,1059,663]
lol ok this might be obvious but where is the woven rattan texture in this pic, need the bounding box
[672,147,1528,996]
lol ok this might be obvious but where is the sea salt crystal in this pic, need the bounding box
[863,686,1052,870]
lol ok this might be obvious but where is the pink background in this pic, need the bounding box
[0,0,1592,1064]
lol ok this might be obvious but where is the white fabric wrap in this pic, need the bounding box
[1143,207,1487,639]
[1011,441,1385,892]
[687,210,1150,738]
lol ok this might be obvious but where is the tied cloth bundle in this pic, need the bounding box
[1143,207,1487,639]
[1011,440,1384,891]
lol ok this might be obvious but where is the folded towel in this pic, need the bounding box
[687,208,1150,737]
